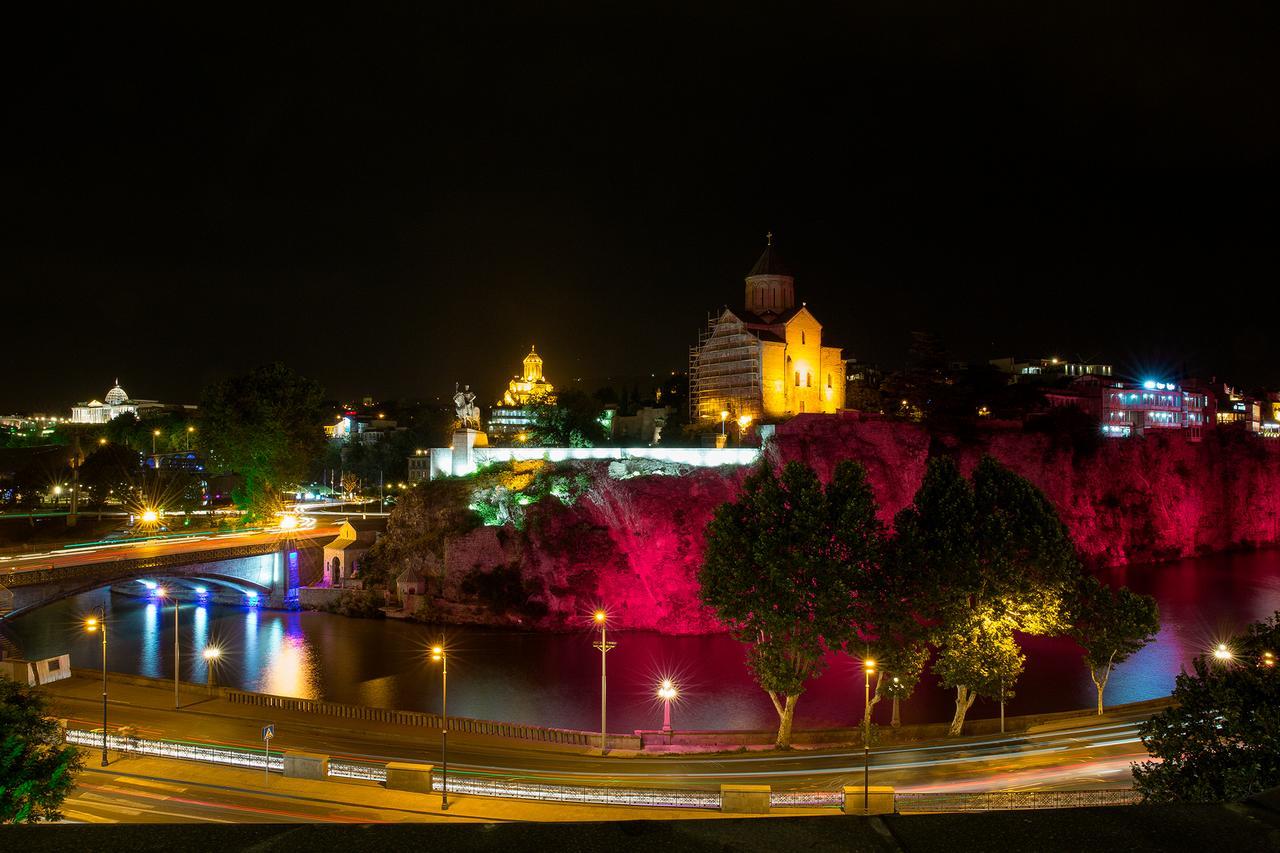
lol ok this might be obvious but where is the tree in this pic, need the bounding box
[699,460,883,748]
[1133,612,1280,803]
[0,676,83,823]
[77,444,143,510]
[893,456,1080,735]
[1070,576,1160,714]
[199,363,327,518]
[527,389,606,447]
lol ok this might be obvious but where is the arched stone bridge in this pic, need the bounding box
[0,541,305,619]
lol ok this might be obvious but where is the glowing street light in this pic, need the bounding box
[155,586,181,708]
[278,513,299,531]
[140,508,159,525]
[83,607,108,766]
[1263,651,1276,668]
[430,644,449,810]
[719,410,729,436]
[863,657,876,815]
[657,678,678,732]
[592,610,615,753]
[152,429,161,455]
[203,646,222,689]
[1213,643,1234,662]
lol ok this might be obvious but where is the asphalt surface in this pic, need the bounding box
[46,675,1149,794]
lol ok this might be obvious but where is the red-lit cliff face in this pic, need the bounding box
[422,414,1280,633]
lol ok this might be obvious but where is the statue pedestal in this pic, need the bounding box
[452,429,484,476]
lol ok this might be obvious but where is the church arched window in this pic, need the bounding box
[801,331,806,345]
[795,371,801,387]
[806,372,812,387]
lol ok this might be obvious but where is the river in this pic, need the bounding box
[7,551,1280,733]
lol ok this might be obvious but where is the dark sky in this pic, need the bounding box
[3,3,1276,413]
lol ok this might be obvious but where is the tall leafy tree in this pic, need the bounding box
[527,389,607,447]
[1,677,83,823]
[1133,612,1280,802]
[199,363,326,517]
[1070,576,1160,714]
[894,456,1080,735]
[699,460,882,748]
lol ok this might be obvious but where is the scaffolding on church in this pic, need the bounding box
[689,312,763,424]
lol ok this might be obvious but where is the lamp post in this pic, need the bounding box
[203,647,221,691]
[84,607,108,766]
[1213,643,1234,663]
[592,610,615,753]
[186,425,195,451]
[156,587,180,708]
[719,410,728,437]
[657,679,678,733]
[999,675,1005,734]
[863,657,875,815]
[152,429,161,456]
[431,644,449,810]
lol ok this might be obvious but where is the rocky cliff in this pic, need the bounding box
[382,414,1280,633]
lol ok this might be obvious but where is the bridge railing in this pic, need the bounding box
[894,790,1143,812]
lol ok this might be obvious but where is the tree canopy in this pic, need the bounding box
[1133,612,1280,803]
[699,459,883,747]
[1070,575,1160,714]
[0,676,83,823]
[199,363,326,516]
[527,389,606,447]
[893,456,1081,734]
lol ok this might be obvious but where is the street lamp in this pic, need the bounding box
[152,429,161,455]
[1213,643,1234,663]
[592,610,615,753]
[203,646,221,690]
[863,657,875,815]
[156,587,181,708]
[278,513,299,531]
[186,425,195,451]
[430,644,449,810]
[1263,651,1276,668]
[140,508,159,526]
[657,678,678,733]
[83,608,108,766]
[719,410,729,437]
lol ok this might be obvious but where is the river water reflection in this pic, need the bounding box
[9,551,1280,733]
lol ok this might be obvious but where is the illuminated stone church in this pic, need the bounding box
[489,346,556,440]
[689,235,846,422]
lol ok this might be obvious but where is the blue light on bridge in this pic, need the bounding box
[245,591,260,607]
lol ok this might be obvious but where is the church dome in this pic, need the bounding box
[104,380,128,406]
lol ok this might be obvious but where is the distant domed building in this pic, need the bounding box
[689,234,846,423]
[69,379,176,424]
[489,346,557,442]
[71,379,140,424]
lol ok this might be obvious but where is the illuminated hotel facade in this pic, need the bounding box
[1046,376,1212,440]
[689,235,845,423]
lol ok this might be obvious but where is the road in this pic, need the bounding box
[46,677,1149,796]
[0,523,339,578]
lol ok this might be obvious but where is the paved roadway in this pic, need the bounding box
[0,523,339,578]
[47,680,1148,797]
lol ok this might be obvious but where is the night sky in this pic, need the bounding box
[3,3,1276,413]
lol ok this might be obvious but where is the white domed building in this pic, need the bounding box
[71,379,143,423]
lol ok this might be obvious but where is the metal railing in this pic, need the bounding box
[894,790,1142,813]
[328,759,387,782]
[65,729,283,772]
[770,790,843,809]
[437,774,721,809]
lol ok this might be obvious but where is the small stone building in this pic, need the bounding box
[395,565,428,611]
[321,518,385,587]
